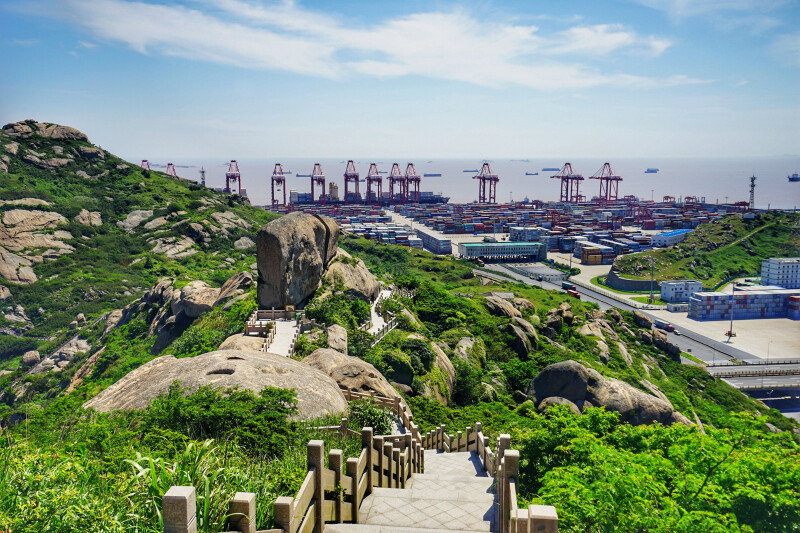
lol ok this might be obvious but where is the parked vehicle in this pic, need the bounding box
[566,289,580,299]
[561,281,577,291]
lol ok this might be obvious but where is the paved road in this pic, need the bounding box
[722,375,800,390]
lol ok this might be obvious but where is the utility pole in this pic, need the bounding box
[727,284,735,342]
[648,257,655,304]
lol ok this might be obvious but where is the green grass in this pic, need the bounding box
[612,212,800,288]
[630,296,668,305]
[590,275,655,295]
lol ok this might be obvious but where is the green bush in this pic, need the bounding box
[348,399,393,435]
[0,336,37,360]
[400,338,435,372]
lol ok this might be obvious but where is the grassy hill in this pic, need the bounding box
[0,119,276,369]
[612,212,800,288]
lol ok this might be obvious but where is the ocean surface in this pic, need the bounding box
[153,157,800,210]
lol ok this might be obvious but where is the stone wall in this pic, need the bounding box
[605,269,661,292]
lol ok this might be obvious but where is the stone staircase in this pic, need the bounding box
[326,450,495,533]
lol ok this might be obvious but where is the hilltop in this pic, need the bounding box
[612,212,800,289]
[0,119,277,369]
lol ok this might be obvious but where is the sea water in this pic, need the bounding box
[157,157,800,210]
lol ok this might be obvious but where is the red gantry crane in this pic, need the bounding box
[589,162,622,206]
[473,163,498,203]
[551,163,583,203]
[388,163,406,204]
[311,163,326,205]
[140,159,151,170]
[406,163,420,203]
[366,163,383,205]
[271,163,286,208]
[344,160,359,204]
[165,163,177,177]
[663,195,676,204]
[224,160,241,194]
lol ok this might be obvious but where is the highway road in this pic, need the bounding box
[481,263,759,365]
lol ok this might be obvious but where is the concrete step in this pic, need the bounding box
[408,473,495,491]
[326,525,489,533]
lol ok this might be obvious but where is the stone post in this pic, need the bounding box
[496,461,505,533]
[273,496,294,533]
[374,435,384,488]
[465,426,472,452]
[346,457,360,523]
[405,434,413,474]
[384,442,394,488]
[341,418,348,437]
[393,448,401,488]
[307,440,324,533]
[362,427,374,493]
[529,505,559,533]
[394,396,401,417]
[457,430,463,452]
[483,436,490,474]
[163,486,196,533]
[228,492,256,533]
[503,450,520,533]
[330,449,343,523]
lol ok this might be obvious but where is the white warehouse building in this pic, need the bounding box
[762,257,800,289]
[650,229,692,247]
[660,280,703,303]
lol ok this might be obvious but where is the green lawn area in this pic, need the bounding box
[631,296,668,305]
[590,275,654,295]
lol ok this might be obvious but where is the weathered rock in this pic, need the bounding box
[75,209,102,226]
[171,281,220,318]
[484,295,521,318]
[65,347,104,394]
[102,309,124,338]
[528,360,690,426]
[21,350,40,367]
[512,390,529,403]
[596,340,610,364]
[537,396,581,415]
[256,213,338,309]
[68,320,78,330]
[78,146,104,159]
[401,308,423,329]
[652,329,681,357]
[513,298,535,311]
[211,211,251,230]
[326,324,348,355]
[143,216,167,230]
[453,337,485,366]
[234,236,255,249]
[323,248,381,301]
[478,383,497,402]
[76,312,86,323]
[151,236,196,258]
[218,333,265,351]
[144,278,173,304]
[35,122,89,141]
[526,360,589,402]
[0,246,35,283]
[117,210,153,232]
[3,142,19,155]
[303,348,397,399]
[0,286,10,299]
[638,330,653,345]
[607,309,623,324]
[3,122,33,137]
[617,342,632,366]
[213,271,254,307]
[509,324,532,355]
[84,350,347,419]
[633,310,653,329]
[430,342,455,405]
[577,321,606,340]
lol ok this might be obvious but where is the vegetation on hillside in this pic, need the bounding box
[613,212,800,288]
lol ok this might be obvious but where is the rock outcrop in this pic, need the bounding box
[257,213,338,308]
[117,210,153,232]
[84,350,347,419]
[171,281,220,318]
[484,295,521,318]
[429,342,455,405]
[303,348,397,399]
[75,209,102,226]
[3,120,89,141]
[326,324,348,354]
[218,333,265,352]
[213,271,254,307]
[633,310,653,330]
[527,360,690,426]
[323,248,381,301]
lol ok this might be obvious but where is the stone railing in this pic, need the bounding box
[422,424,558,533]
[160,389,557,533]
[245,310,276,337]
[370,316,398,347]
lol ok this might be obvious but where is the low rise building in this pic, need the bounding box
[651,229,692,247]
[762,257,800,289]
[660,280,703,303]
[415,228,452,255]
[457,241,546,261]
[688,287,800,320]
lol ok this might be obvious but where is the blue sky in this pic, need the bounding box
[1,0,798,159]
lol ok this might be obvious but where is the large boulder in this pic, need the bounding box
[257,213,338,308]
[213,271,254,307]
[324,248,380,301]
[326,324,348,354]
[303,348,397,399]
[218,334,265,352]
[527,360,690,426]
[633,310,653,330]
[430,342,455,405]
[21,350,40,367]
[84,350,347,419]
[171,281,220,318]
[652,329,681,358]
[537,396,581,415]
[484,295,521,318]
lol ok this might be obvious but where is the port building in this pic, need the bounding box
[660,280,703,303]
[651,229,692,247]
[457,242,546,262]
[762,257,800,289]
[688,287,800,320]
[415,228,452,255]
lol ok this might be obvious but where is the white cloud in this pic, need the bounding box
[772,31,800,67]
[54,0,702,90]
[78,40,97,48]
[12,39,40,46]
[632,0,786,17]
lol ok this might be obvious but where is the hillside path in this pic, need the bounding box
[368,289,393,335]
[267,319,298,357]
[326,450,497,533]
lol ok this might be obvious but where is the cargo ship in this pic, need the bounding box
[789,173,800,182]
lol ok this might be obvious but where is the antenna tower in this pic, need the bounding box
[199,166,206,187]
[749,175,757,210]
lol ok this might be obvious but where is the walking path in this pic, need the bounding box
[368,289,393,335]
[327,450,496,533]
[266,319,298,356]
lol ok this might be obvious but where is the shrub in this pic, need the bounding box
[400,338,435,372]
[348,399,393,435]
